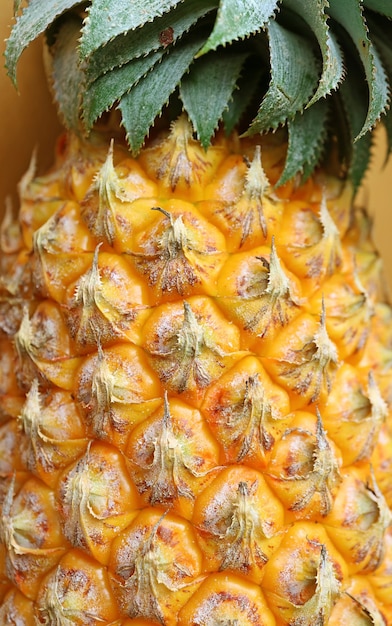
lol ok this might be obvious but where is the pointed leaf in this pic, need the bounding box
[284,0,345,104]
[349,132,373,194]
[382,105,392,160]
[80,0,181,58]
[339,59,372,192]
[248,20,320,134]
[83,50,165,128]
[119,31,205,153]
[86,0,218,83]
[276,98,329,186]
[197,0,279,55]
[5,0,80,84]
[49,16,84,133]
[370,34,392,156]
[13,0,23,14]
[364,0,392,18]
[222,61,265,134]
[366,19,392,155]
[328,0,389,139]
[180,52,248,147]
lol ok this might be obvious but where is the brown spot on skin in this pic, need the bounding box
[306,253,324,278]
[157,524,175,545]
[159,26,174,48]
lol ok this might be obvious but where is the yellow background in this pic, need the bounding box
[1,4,392,294]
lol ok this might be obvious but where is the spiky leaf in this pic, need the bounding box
[328,0,389,139]
[5,0,79,84]
[367,15,392,155]
[284,0,345,104]
[85,0,218,83]
[83,50,165,128]
[382,106,392,160]
[49,15,84,133]
[339,56,372,192]
[276,99,329,186]
[222,61,265,134]
[119,31,205,153]
[13,0,23,13]
[248,19,320,134]
[180,52,248,147]
[197,0,279,55]
[5,0,392,189]
[364,0,392,18]
[80,0,181,58]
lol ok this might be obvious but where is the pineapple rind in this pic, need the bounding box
[0,121,392,623]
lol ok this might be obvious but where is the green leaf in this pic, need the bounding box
[222,61,265,134]
[364,0,392,18]
[5,0,80,84]
[119,31,205,153]
[80,0,181,58]
[83,50,165,128]
[248,19,320,134]
[284,0,345,105]
[276,98,329,186]
[382,107,392,160]
[328,0,389,139]
[180,52,248,147]
[86,0,218,83]
[49,15,85,133]
[13,0,23,14]
[349,131,373,194]
[339,58,372,192]
[367,17,392,154]
[197,0,279,55]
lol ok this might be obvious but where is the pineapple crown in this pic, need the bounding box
[5,0,392,189]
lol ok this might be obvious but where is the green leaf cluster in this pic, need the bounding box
[5,0,392,187]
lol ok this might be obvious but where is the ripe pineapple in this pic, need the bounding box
[2,0,392,624]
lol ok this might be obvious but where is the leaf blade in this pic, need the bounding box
[248,19,320,134]
[339,57,372,192]
[222,60,265,134]
[366,16,392,156]
[49,15,85,133]
[276,98,329,186]
[328,0,389,139]
[5,0,80,84]
[198,0,279,55]
[80,0,181,58]
[83,50,165,128]
[364,0,392,18]
[86,0,218,83]
[284,0,345,105]
[180,51,248,147]
[119,31,205,153]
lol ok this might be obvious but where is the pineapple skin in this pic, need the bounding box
[0,117,392,625]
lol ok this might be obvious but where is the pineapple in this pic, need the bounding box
[1,0,392,624]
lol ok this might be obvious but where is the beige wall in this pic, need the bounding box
[359,127,392,296]
[0,4,61,206]
[1,4,392,293]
